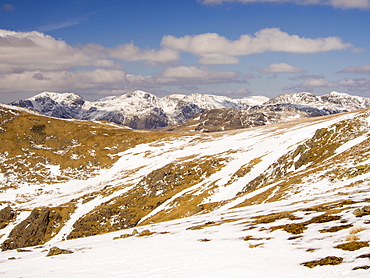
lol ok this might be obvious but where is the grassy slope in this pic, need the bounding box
[1,106,370,258]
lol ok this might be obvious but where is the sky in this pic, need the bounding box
[0,0,370,103]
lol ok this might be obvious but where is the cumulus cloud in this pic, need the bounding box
[0,66,243,95]
[284,78,338,92]
[123,66,244,92]
[156,66,241,84]
[108,43,180,65]
[337,65,370,74]
[0,69,128,93]
[258,63,305,74]
[338,78,370,92]
[161,28,352,65]
[301,78,337,87]
[285,74,370,94]
[0,29,113,73]
[289,74,325,80]
[223,87,251,96]
[200,0,370,9]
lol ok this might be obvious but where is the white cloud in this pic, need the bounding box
[223,87,251,96]
[301,78,337,87]
[0,69,128,93]
[285,75,370,94]
[103,67,243,90]
[289,74,325,80]
[108,43,179,64]
[0,29,112,73]
[37,19,84,32]
[0,66,243,95]
[259,63,305,74]
[338,78,370,92]
[284,77,338,92]
[338,65,370,74]
[200,0,370,9]
[198,53,240,65]
[156,66,240,84]
[162,28,352,65]
[124,66,243,91]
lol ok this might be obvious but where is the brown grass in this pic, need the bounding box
[335,241,369,251]
[345,235,361,242]
[349,227,366,234]
[0,107,174,187]
[301,256,343,268]
[319,224,353,233]
[270,213,341,235]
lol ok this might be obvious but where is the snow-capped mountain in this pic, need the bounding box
[1,104,370,276]
[11,90,268,129]
[11,90,370,130]
[265,91,370,112]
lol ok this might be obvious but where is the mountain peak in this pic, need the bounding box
[29,91,83,102]
[266,92,319,105]
[125,90,156,99]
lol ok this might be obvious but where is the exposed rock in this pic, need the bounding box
[46,246,73,257]
[302,256,343,268]
[0,206,15,229]
[1,208,62,251]
[353,206,370,217]
[137,229,154,237]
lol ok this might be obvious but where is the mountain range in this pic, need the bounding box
[10,90,370,130]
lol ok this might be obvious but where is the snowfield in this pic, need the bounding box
[1,191,370,278]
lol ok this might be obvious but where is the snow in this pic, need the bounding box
[335,134,368,154]
[1,190,370,277]
[0,172,5,182]
[1,106,370,277]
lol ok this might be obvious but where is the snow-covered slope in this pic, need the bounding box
[1,106,370,276]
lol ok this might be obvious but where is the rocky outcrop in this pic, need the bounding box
[1,207,68,251]
[0,206,15,229]
[46,246,73,257]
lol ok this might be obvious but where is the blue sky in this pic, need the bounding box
[1,0,370,103]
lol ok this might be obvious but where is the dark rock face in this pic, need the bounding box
[124,108,170,129]
[0,206,15,229]
[173,101,205,123]
[1,208,62,251]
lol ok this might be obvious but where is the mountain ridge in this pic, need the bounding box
[11,90,370,130]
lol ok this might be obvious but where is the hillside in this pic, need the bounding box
[0,104,370,276]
